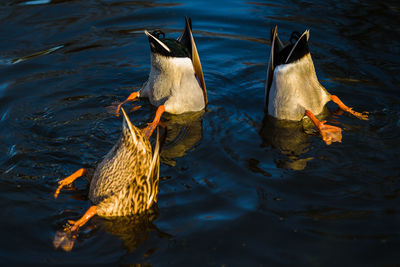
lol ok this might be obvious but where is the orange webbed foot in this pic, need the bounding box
[53,206,97,251]
[305,110,342,145]
[106,101,124,117]
[346,108,369,121]
[54,168,87,199]
[330,95,369,120]
[53,225,77,252]
[107,91,139,117]
[317,120,343,145]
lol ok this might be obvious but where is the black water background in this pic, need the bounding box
[0,0,399,265]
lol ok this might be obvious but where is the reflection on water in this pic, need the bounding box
[12,45,64,64]
[259,107,337,170]
[0,0,399,265]
[0,45,64,65]
[260,115,313,170]
[161,111,204,166]
[18,0,51,6]
[99,206,171,253]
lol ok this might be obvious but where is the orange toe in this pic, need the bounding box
[107,91,140,117]
[318,121,342,145]
[330,95,368,120]
[347,108,369,120]
[305,110,342,145]
[53,227,77,252]
[106,101,124,117]
[54,168,87,198]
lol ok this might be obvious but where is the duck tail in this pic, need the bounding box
[146,128,161,208]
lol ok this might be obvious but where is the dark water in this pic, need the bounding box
[1,0,399,265]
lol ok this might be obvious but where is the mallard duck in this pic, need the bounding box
[111,17,207,137]
[53,107,161,251]
[265,26,368,145]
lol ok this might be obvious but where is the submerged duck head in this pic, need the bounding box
[53,107,164,252]
[112,17,207,128]
[265,26,331,121]
[143,17,207,109]
[264,26,368,145]
[88,107,162,217]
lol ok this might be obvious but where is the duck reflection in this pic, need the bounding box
[160,111,204,166]
[259,109,331,170]
[98,205,171,253]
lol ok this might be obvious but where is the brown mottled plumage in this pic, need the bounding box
[89,108,160,216]
[53,107,160,251]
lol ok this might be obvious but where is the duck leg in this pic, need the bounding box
[54,168,87,198]
[109,91,140,116]
[53,206,97,252]
[143,105,165,138]
[330,95,368,120]
[305,110,342,145]
[68,206,98,232]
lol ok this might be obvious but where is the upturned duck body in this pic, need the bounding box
[113,17,207,137]
[53,108,161,251]
[265,26,368,145]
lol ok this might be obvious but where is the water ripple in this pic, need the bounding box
[19,0,51,6]
[0,0,399,265]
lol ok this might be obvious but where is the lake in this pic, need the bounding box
[0,0,399,265]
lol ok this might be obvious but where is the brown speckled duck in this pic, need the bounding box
[53,107,161,251]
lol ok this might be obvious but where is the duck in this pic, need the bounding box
[111,17,207,138]
[265,26,368,145]
[53,107,162,251]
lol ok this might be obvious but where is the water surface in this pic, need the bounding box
[0,0,399,265]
